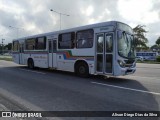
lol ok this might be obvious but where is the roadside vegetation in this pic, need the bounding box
[156,56,160,62]
[136,60,160,64]
[0,56,12,61]
[136,56,160,64]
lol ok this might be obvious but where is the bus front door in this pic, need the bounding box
[19,44,24,64]
[48,40,57,68]
[96,33,113,74]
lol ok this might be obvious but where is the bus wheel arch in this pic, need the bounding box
[74,60,89,77]
[27,58,34,69]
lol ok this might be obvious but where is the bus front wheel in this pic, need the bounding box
[28,59,34,69]
[76,62,89,77]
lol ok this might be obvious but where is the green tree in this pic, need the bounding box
[151,37,160,52]
[156,37,160,46]
[4,43,12,50]
[133,25,148,51]
[151,44,158,49]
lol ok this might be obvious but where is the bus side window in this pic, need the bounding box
[25,38,36,50]
[35,37,46,50]
[58,32,75,49]
[76,29,94,48]
[12,41,19,51]
[71,32,75,48]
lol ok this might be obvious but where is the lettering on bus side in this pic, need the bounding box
[34,56,47,59]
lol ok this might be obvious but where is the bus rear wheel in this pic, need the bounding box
[28,59,34,69]
[76,62,89,77]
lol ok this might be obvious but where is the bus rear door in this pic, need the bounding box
[19,43,24,64]
[48,39,57,68]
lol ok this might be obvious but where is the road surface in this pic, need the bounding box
[0,60,160,120]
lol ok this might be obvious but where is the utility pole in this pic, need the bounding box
[9,26,24,39]
[50,9,70,30]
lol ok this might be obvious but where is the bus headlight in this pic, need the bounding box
[118,60,125,68]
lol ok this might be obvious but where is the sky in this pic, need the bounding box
[0,0,160,46]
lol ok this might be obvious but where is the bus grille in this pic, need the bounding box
[124,59,135,64]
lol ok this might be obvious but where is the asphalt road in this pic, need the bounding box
[0,60,160,120]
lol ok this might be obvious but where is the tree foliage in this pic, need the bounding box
[0,43,12,51]
[133,25,148,49]
[156,36,160,45]
[151,44,158,49]
[4,43,12,50]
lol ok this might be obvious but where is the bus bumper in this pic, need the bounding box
[121,68,136,75]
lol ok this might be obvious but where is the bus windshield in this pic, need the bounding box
[118,31,136,59]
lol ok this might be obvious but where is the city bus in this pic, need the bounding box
[136,52,158,61]
[12,21,136,77]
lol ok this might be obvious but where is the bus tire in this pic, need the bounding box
[28,59,34,69]
[76,62,89,77]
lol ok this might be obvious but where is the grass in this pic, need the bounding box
[0,56,12,61]
[136,60,160,64]
[0,57,12,61]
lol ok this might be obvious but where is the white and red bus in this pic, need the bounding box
[12,21,136,77]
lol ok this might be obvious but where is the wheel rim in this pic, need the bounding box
[30,62,33,68]
[79,66,85,74]
[28,60,33,68]
[29,62,32,68]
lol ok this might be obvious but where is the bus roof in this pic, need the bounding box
[13,21,131,41]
